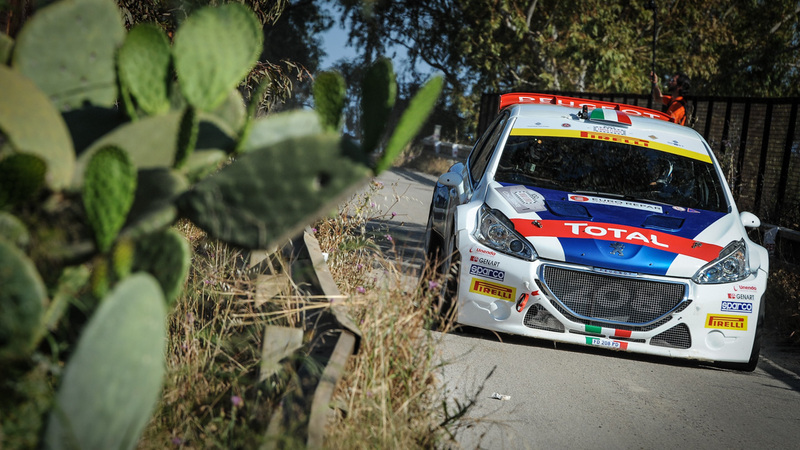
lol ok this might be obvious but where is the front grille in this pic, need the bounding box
[541,265,687,329]
[650,324,692,349]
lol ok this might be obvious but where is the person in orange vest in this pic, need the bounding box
[650,71,691,125]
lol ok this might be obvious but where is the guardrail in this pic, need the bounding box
[252,229,361,448]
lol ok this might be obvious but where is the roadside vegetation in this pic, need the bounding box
[134,163,473,448]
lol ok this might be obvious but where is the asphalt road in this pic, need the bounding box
[371,167,800,450]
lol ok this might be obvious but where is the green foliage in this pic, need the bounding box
[132,229,190,306]
[0,238,46,363]
[0,65,74,190]
[313,71,347,131]
[179,133,371,249]
[12,0,125,109]
[0,211,29,248]
[173,3,263,111]
[0,32,12,64]
[82,146,137,252]
[175,106,199,168]
[0,0,441,447]
[0,153,46,208]
[375,75,444,174]
[44,273,167,450]
[360,57,397,155]
[118,23,171,116]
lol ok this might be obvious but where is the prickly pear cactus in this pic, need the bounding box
[44,273,167,450]
[173,3,263,111]
[313,71,347,132]
[82,146,138,252]
[0,212,30,248]
[0,33,12,64]
[133,229,191,306]
[0,153,46,208]
[112,237,135,280]
[178,133,371,249]
[375,75,444,174]
[174,106,199,168]
[117,23,172,116]
[0,238,46,362]
[11,0,125,110]
[0,65,75,191]
[360,57,397,155]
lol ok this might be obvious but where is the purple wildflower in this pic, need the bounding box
[231,395,243,407]
[428,280,440,290]
[356,286,366,294]
[385,234,393,242]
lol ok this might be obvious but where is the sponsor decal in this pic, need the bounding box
[508,128,713,163]
[470,255,500,267]
[733,284,757,292]
[469,246,496,257]
[510,219,723,262]
[593,125,626,136]
[721,301,753,313]
[705,314,748,331]
[497,185,547,213]
[562,123,571,128]
[469,264,506,281]
[469,279,516,301]
[727,293,755,301]
[585,337,629,350]
[568,194,663,213]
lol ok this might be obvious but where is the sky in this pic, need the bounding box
[316,5,434,79]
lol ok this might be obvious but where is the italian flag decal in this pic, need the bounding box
[589,108,632,125]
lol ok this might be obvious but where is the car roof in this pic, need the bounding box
[500,93,712,163]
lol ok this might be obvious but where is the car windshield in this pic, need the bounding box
[494,134,729,212]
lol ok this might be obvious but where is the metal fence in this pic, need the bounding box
[479,92,800,227]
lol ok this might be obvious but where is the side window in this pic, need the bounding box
[469,112,509,186]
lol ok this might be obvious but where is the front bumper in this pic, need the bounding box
[455,233,767,364]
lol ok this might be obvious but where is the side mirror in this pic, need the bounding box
[438,172,464,197]
[740,211,761,228]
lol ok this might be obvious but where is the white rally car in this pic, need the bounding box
[424,93,769,371]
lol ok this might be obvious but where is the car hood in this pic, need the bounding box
[486,183,742,278]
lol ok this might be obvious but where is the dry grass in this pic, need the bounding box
[137,173,473,448]
[313,181,458,448]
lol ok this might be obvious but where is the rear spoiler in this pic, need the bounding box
[499,92,671,122]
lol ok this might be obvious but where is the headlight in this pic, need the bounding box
[473,205,538,261]
[692,239,750,284]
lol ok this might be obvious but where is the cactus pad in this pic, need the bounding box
[0,65,75,190]
[360,57,397,155]
[44,273,167,450]
[178,133,371,249]
[83,146,138,252]
[12,0,125,110]
[174,106,199,168]
[0,238,47,362]
[73,110,183,187]
[240,110,324,153]
[133,229,191,306]
[173,3,263,111]
[118,23,171,115]
[375,75,443,174]
[0,153,47,208]
[313,71,346,132]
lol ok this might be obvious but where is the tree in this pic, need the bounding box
[338,0,800,131]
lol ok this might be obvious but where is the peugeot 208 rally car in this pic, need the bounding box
[424,93,769,371]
